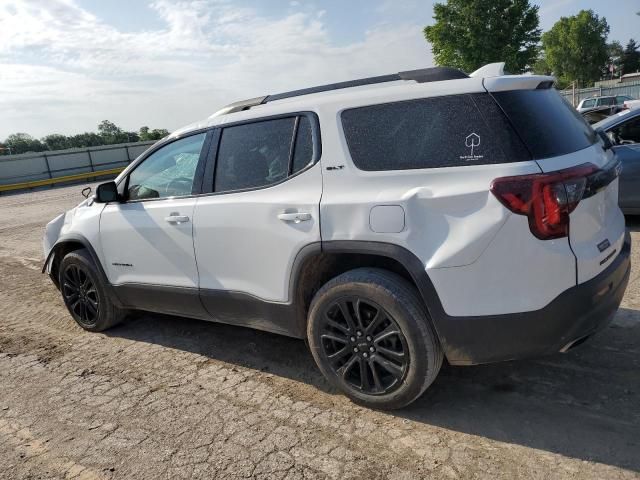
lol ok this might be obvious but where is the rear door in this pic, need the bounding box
[489,85,625,284]
[192,114,322,331]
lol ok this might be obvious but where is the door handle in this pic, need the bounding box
[165,214,190,224]
[277,212,311,223]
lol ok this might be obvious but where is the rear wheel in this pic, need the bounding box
[307,268,443,410]
[59,249,125,332]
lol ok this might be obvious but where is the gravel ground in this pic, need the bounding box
[0,183,639,480]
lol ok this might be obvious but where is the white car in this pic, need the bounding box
[577,95,633,113]
[624,99,640,110]
[43,63,630,409]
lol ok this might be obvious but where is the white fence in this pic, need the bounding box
[0,141,155,188]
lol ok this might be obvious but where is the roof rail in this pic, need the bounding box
[211,66,469,117]
[210,96,268,118]
[264,67,468,103]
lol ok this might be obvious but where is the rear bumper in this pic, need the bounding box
[439,232,631,365]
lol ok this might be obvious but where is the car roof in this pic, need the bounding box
[167,63,554,139]
[582,95,615,102]
[593,108,640,130]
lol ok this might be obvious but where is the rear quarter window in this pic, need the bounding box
[341,94,530,171]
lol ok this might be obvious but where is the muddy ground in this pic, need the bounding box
[0,183,639,479]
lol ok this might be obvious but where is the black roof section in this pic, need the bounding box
[262,67,468,103]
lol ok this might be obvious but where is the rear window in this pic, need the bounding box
[493,89,597,159]
[341,93,530,171]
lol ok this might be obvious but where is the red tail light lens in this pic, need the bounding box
[490,163,598,240]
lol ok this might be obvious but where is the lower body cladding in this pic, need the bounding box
[103,235,630,367]
[434,233,631,365]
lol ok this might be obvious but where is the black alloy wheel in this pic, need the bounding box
[319,296,409,395]
[61,264,100,327]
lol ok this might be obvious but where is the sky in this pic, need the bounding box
[0,0,638,139]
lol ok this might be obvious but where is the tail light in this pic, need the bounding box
[491,163,598,240]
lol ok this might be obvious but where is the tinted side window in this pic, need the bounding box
[599,97,615,106]
[341,94,530,171]
[291,116,313,174]
[582,99,596,108]
[215,118,295,192]
[611,117,640,144]
[127,133,206,201]
[492,89,597,159]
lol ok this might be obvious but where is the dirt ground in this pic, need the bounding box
[0,183,639,480]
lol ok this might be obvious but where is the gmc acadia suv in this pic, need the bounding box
[43,62,631,409]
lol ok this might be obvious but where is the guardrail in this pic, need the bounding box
[0,141,155,194]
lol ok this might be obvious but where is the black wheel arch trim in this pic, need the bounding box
[317,240,448,343]
[43,234,125,308]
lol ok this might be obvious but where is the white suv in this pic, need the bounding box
[43,63,631,409]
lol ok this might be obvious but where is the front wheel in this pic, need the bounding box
[307,268,443,410]
[59,249,126,332]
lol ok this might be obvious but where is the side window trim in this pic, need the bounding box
[118,129,214,203]
[201,129,221,195]
[204,111,321,196]
[288,116,301,176]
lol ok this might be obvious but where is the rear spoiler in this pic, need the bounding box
[483,74,556,92]
[471,62,556,92]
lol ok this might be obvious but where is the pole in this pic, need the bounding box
[572,81,576,107]
[43,153,53,179]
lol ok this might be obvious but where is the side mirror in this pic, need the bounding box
[94,181,120,203]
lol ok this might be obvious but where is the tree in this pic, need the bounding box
[601,41,624,79]
[540,10,609,88]
[148,128,169,140]
[1,123,169,156]
[424,0,541,73]
[42,134,71,151]
[67,132,104,148]
[97,120,129,144]
[138,126,151,141]
[139,126,168,141]
[4,133,47,155]
[621,39,640,75]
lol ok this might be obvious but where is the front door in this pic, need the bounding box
[100,132,209,315]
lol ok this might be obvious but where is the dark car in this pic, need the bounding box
[594,109,640,214]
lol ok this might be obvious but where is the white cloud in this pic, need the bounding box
[0,0,433,138]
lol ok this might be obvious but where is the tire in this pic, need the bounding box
[307,268,443,410]
[58,249,126,332]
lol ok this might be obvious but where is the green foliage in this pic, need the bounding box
[4,133,47,155]
[603,41,625,78]
[423,0,541,73]
[42,134,71,151]
[138,126,169,141]
[0,121,168,156]
[622,39,640,75]
[540,10,609,87]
